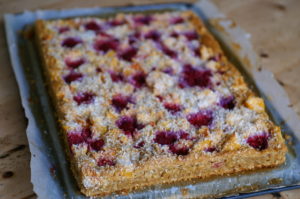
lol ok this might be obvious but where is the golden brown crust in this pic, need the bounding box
[35,11,287,197]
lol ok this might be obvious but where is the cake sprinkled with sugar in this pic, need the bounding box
[35,10,287,197]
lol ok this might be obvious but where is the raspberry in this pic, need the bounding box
[84,21,102,32]
[61,37,82,48]
[81,127,92,141]
[90,139,105,151]
[65,57,85,69]
[118,47,138,62]
[163,102,182,114]
[67,127,91,146]
[133,15,153,25]
[116,116,144,137]
[162,67,174,75]
[170,31,179,38]
[111,94,133,112]
[179,64,212,88]
[170,17,184,24]
[169,144,189,156]
[96,67,102,73]
[208,54,222,62]
[187,110,213,128]
[158,42,178,59]
[67,133,85,145]
[247,132,270,151]
[58,26,70,33]
[144,30,161,41]
[193,48,201,57]
[97,31,114,39]
[129,71,147,88]
[128,32,141,45]
[107,19,125,27]
[178,130,191,140]
[156,95,164,102]
[183,31,198,41]
[154,131,178,145]
[64,72,83,84]
[97,158,115,167]
[204,147,217,153]
[109,71,124,82]
[219,96,235,110]
[134,141,145,149]
[94,39,119,53]
[73,92,95,105]
[154,130,191,146]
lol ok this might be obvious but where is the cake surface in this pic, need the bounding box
[35,11,287,197]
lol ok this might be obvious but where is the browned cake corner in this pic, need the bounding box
[34,10,287,197]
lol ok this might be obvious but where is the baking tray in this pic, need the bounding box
[4,0,300,198]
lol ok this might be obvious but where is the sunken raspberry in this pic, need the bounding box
[97,31,114,39]
[81,127,92,141]
[219,96,235,110]
[96,67,102,73]
[169,144,189,156]
[107,19,125,27]
[128,32,141,45]
[67,133,85,145]
[204,147,217,153]
[65,57,85,69]
[116,116,143,137]
[134,141,145,149]
[93,39,119,53]
[90,139,105,151]
[247,132,270,151]
[97,158,115,167]
[133,15,153,25]
[58,26,70,33]
[118,47,138,62]
[183,31,198,41]
[63,72,83,84]
[163,102,182,114]
[67,127,92,146]
[73,92,95,105]
[162,67,174,75]
[170,31,179,38]
[178,130,192,140]
[129,71,147,88]
[208,54,222,62]
[154,131,178,145]
[111,94,133,112]
[179,64,212,88]
[61,37,82,48]
[158,42,178,59]
[144,30,161,41]
[156,95,164,102]
[193,48,201,57]
[84,21,102,32]
[109,71,124,82]
[170,17,184,24]
[187,110,213,128]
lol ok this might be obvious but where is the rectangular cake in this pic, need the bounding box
[35,11,287,197]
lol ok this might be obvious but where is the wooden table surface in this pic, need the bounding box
[0,0,299,198]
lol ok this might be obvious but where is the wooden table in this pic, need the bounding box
[0,0,299,198]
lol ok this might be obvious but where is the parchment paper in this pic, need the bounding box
[4,0,300,198]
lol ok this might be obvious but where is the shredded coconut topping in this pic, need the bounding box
[40,11,275,170]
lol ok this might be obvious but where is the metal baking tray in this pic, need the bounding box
[4,1,300,198]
